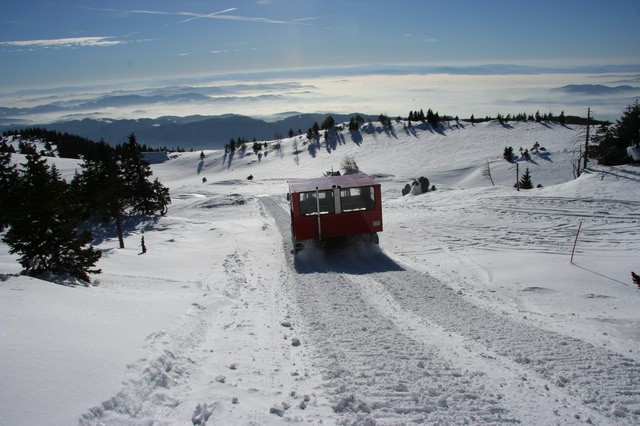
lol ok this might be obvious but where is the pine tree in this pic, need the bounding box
[516,167,534,189]
[590,101,640,165]
[118,133,171,216]
[73,141,121,218]
[558,111,566,125]
[0,141,18,231]
[73,141,128,248]
[616,100,640,149]
[321,115,335,130]
[73,134,170,249]
[252,141,261,155]
[3,148,101,282]
[426,109,435,126]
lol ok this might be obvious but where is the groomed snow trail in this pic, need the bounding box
[78,192,328,425]
[262,196,640,424]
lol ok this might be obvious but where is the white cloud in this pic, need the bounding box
[0,36,123,49]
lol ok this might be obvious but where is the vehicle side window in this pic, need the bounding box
[340,186,375,212]
[299,190,335,215]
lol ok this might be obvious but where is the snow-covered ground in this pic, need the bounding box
[1,120,639,425]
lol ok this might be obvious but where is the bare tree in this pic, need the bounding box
[292,139,299,165]
[570,128,588,178]
[482,159,495,186]
[571,148,583,179]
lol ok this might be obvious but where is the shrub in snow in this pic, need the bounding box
[504,146,514,162]
[341,155,360,174]
[418,176,430,193]
[531,141,540,153]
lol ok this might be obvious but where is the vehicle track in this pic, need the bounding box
[261,195,640,424]
[391,191,640,255]
[374,268,640,422]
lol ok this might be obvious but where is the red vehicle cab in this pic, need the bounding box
[287,173,383,251]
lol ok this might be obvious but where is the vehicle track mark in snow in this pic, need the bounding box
[393,192,640,255]
[262,196,517,423]
[290,268,520,424]
[261,195,640,424]
[377,268,640,423]
[349,273,610,423]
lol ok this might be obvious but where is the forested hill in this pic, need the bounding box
[0,113,373,151]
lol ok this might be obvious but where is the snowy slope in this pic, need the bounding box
[1,120,639,425]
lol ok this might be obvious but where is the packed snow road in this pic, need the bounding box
[261,195,640,425]
[74,188,639,425]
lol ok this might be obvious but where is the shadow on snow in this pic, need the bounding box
[293,241,404,275]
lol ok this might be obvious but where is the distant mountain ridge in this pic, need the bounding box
[551,84,640,95]
[0,113,372,150]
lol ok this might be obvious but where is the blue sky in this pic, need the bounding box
[1,0,639,121]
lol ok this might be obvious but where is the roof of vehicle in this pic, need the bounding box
[288,173,380,193]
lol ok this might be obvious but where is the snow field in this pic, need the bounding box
[1,119,640,424]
